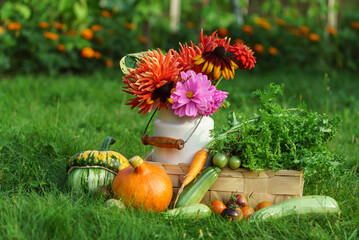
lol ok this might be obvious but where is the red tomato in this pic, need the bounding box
[255,201,273,211]
[241,206,255,219]
[210,200,226,214]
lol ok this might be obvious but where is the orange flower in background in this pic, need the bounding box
[242,25,253,35]
[268,46,278,55]
[66,29,76,36]
[137,35,148,43]
[95,37,104,45]
[39,22,50,29]
[186,22,195,28]
[350,21,359,30]
[112,6,119,13]
[81,47,95,58]
[0,26,4,35]
[276,18,286,26]
[217,27,229,37]
[57,44,65,52]
[289,27,300,36]
[100,10,111,18]
[94,51,102,59]
[253,44,265,54]
[81,28,93,40]
[124,22,136,30]
[44,31,59,41]
[233,38,244,44]
[254,17,272,30]
[91,25,103,31]
[104,58,113,68]
[309,33,320,42]
[299,26,310,37]
[326,26,337,35]
[54,22,65,30]
[7,22,22,31]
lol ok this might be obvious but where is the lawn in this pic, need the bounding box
[0,68,358,239]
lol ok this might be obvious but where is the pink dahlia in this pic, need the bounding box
[170,71,211,118]
[202,86,229,116]
[170,70,228,118]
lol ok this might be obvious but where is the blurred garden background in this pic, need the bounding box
[1,1,359,239]
[1,0,359,74]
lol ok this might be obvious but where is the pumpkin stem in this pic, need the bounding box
[100,136,116,151]
[129,156,144,168]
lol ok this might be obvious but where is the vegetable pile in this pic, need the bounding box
[207,84,343,178]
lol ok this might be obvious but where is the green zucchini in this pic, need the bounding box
[250,195,341,222]
[162,204,212,220]
[176,167,221,208]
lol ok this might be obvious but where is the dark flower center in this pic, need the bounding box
[152,82,174,103]
[212,46,226,58]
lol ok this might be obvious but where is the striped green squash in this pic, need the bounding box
[67,136,130,192]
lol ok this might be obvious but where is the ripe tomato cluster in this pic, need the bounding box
[210,194,273,221]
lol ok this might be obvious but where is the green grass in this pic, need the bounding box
[0,68,358,239]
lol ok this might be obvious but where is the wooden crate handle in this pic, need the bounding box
[142,134,184,150]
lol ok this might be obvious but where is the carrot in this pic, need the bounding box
[173,149,208,208]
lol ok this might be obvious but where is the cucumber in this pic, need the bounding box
[250,195,341,222]
[162,204,212,220]
[176,167,221,208]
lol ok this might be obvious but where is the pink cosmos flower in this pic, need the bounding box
[170,70,228,118]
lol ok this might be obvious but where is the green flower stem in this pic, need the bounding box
[214,76,223,88]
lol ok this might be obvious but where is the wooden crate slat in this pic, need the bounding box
[146,153,304,205]
[210,177,245,192]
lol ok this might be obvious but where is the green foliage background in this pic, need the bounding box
[1,0,359,74]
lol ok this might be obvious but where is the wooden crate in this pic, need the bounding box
[145,154,304,206]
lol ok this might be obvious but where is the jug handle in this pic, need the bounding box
[142,134,184,150]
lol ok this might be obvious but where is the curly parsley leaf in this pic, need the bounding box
[208,83,343,179]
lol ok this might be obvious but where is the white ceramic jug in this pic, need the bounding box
[152,109,214,165]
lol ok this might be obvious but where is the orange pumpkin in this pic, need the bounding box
[112,156,173,212]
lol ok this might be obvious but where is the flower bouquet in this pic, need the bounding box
[120,30,256,164]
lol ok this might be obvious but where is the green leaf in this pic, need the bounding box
[0,2,14,20]
[119,53,144,75]
[14,3,31,19]
[73,2,88,21]
[59,0,73,12]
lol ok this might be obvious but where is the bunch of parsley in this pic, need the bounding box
[208,83,343,179]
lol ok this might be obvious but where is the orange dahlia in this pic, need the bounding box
[174,42,202,73]
[122,49,181,115]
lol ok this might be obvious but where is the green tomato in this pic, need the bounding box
[212,153,228,168]
[229,156,241,170]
